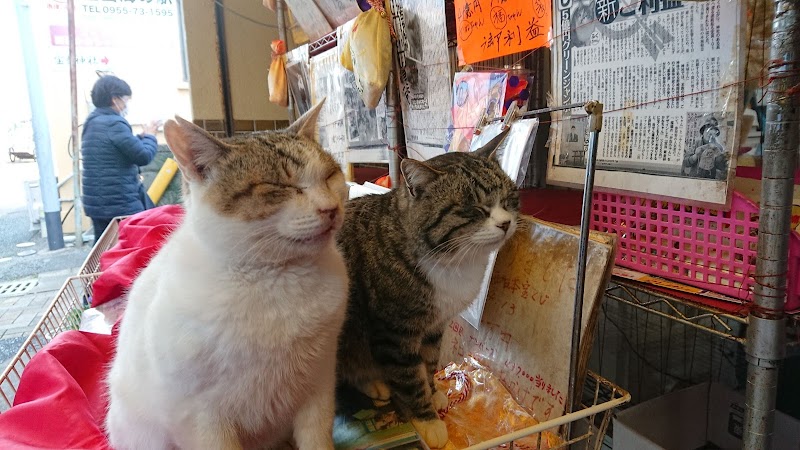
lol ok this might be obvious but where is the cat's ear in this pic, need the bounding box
[400,158,443,198]
[286,98,325,141]
[473,128,510,160]
[164,116,229,182]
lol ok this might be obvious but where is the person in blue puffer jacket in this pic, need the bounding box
[81,76,160,244]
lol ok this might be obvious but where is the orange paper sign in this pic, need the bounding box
[455,0,552,64]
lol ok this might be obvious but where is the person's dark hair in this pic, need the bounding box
[90,76,132,108]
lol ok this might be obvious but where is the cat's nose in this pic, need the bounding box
[319,207,338,222]
[497,220,511,232]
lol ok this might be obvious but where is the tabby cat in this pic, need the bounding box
[336,130,519,448]
[106,101,349,450]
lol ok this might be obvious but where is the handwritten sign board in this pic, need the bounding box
[454,0,552,64]
[440,217,616,422]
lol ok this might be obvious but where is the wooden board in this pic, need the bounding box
[440,216,616,422]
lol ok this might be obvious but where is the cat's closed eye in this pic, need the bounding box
[473,206,490,217]
[503,195,520,210]
[262,181,301,192]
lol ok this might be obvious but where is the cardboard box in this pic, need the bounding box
[614,383,800,449]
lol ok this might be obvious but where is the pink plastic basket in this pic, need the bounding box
[590,191,800,312]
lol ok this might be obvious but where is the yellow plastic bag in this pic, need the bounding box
[435,357,563,450]
[348,2,392,109]
[268,40,288,107]
[340,26,354,71]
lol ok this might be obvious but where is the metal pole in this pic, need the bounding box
[487,102,586,124]
[385,71,403,188]
[743,1,799,448]
[15,0,65,250]
[214,0,234,137]
[67,0,82,247]
[276,0,295,122]
[566,101,603,416]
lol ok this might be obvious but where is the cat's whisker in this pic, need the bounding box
[229,228,278,258]
[255,236,291,265]
[233,230,290,267]
[427,236,475,276]
[453,241,480,274]
[415,234,474,270]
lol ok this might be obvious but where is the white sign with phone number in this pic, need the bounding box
[80,4,174,17]
[36,0,185,124]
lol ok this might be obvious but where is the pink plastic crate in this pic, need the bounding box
[590,191,800,312]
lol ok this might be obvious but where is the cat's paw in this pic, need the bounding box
[358,380,391,407]
[412,418,449,449]
[432,390,449,412]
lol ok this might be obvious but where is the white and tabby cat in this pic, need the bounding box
[336,130,519,448]
[106,101,349,450]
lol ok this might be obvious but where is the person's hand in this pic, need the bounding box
[142,120,162,135]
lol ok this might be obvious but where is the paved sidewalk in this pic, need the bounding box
[0,267,83,368]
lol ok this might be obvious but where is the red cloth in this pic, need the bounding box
[91,205,184,307]
[0,329,117,449]
[0,208,184,448]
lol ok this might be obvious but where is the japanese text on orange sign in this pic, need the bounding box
[455,0,552,64]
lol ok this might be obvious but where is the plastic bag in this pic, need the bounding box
[348,2,392,109]
[435,357,562,449]
[268,40,288,107]
[339,26,354,71]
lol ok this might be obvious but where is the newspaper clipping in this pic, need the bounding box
[343,69,388,148]
[331,19,390,169]
[309,49,348,170]
[390,0,453,157]
[548,0,743,205]
[315,0,362,29]
[285,45,312,116]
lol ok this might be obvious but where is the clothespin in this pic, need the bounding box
[473,113,490,136]
[502,102,520,131]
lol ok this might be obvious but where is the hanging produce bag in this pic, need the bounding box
[268,40,289,107]
[340,28,354,71]
[347,0,393,109]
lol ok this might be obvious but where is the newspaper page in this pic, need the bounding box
[315,0,362,29]
[337,19,389,150]
[343,70,389,149]
[548,0,744,205]
[285,45,312,116]
[390,0,453,158]
[309,49,348,171]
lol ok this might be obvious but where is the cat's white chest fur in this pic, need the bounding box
[107,225,348,449]
[423,254,492,321]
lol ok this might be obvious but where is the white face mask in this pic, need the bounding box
[115,97,130,117]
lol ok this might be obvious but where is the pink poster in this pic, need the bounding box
[445,72,507,153]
